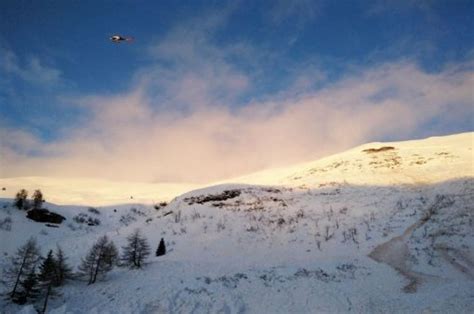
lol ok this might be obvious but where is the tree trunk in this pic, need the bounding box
[41,284,51,314]
[10,254,27,298]
[91,257,101,284]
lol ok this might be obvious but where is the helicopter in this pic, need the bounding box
[110,35,134,43]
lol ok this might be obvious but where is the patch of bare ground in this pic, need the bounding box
[369,222,428,293]
[369,194,466,293]
[362,146,395,153]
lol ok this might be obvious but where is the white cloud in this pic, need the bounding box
[1,13,472,183]
[0,46,61,86]
[1,58,472,183]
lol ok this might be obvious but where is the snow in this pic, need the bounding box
[1,132,473,313]
[0,177,200,206]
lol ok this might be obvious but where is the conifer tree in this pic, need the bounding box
[156,238,166,257]
[37,250,59,314]
[78,235,118,284]
[2,238,41,303]
[19,267,40,304]
[53,245,73,286]
[14,189,28,210]
[121,229,150,268]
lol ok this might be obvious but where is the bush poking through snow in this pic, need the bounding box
[73,213,100,226]
[0,216,12,231]
[154,202,168,210]
[87,207,100,215]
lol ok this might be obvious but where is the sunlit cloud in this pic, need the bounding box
[1,57,472,183]
[0,9,472,184]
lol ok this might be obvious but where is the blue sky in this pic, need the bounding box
[1,0,473,182]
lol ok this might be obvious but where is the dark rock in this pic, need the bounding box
[26,208,65,224]
[184,189,241,205]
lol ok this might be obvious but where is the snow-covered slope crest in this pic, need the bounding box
[0,132,471,206]
[0,177,200,206]
[229,132,474,187]
[0,132,473,313]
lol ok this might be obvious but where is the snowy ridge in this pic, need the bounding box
[1,132,473,313]
[0,177,200,206]
[228,132,473,187]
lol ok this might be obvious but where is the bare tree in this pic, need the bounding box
[78,235,118,284]
[2,238,41,303]
[121,229,150,268]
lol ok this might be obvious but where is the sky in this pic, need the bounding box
[0,0,473,183]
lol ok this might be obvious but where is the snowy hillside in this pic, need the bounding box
[0,177,200,206]
[0,132,473,313]
[228,132,474,186]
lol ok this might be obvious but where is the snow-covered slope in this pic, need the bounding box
[227,132,473,186]
[1,132,473,313]
[0,177,200,206]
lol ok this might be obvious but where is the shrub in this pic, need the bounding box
[73,213,100,226]
[0,216,12,231]
[87,207,101,215]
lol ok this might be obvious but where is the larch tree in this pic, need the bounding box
[2,237,41,303]
[78,235,118,284]
[37,250,59,314]
[32,190,44,210]
[53,245,73,286]
[14,189,28,210]
[19,267,40,304]
[121,229,150,268]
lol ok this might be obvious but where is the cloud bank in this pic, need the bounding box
[2,58,472,183]
[1,11,473,183]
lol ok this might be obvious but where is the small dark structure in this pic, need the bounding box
[26,209,65,224]
[156,238,166,257]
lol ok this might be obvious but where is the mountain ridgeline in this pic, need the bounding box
[1,132,473,313]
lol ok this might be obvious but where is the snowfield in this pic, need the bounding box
[1,132,473,313]
[0,177,200,206]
